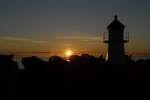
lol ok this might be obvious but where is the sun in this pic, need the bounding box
[65,50,73,57]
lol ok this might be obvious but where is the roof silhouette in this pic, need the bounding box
[107,15,125,30]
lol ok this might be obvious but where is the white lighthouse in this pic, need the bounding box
[104,16,129,65]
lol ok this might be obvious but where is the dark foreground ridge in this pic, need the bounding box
[0,54,149,100]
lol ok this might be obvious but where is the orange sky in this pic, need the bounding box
[0,35,149,58]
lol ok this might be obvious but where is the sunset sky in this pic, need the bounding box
[0,0,150,58]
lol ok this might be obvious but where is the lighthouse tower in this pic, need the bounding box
[104,16,129,65]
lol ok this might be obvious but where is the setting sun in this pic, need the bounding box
[65,50,73,57]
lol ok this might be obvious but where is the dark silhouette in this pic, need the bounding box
[0,16,147,99]
[0,55,19,100]
[0,54,148,100]
[104,15,129,65]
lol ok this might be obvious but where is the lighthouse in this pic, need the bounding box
[104,16,129,65]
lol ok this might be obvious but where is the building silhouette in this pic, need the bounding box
[104,15,129,65]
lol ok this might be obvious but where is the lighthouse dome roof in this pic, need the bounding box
[107,16,125,30]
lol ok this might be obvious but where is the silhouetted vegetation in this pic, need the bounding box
[0,54,148,100]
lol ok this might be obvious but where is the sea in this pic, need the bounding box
[13,56,150,70]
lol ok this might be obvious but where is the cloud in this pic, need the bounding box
[0,36,48,43]
[55,36,103,42]
[0,36,31,41]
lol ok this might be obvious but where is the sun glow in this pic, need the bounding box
[65,49,73,57]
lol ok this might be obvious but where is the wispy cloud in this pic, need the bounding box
[0,36,48,43]
[55,36,103,42]
[0,36,31,41]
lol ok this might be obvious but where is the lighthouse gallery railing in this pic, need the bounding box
[103,32,129,43]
